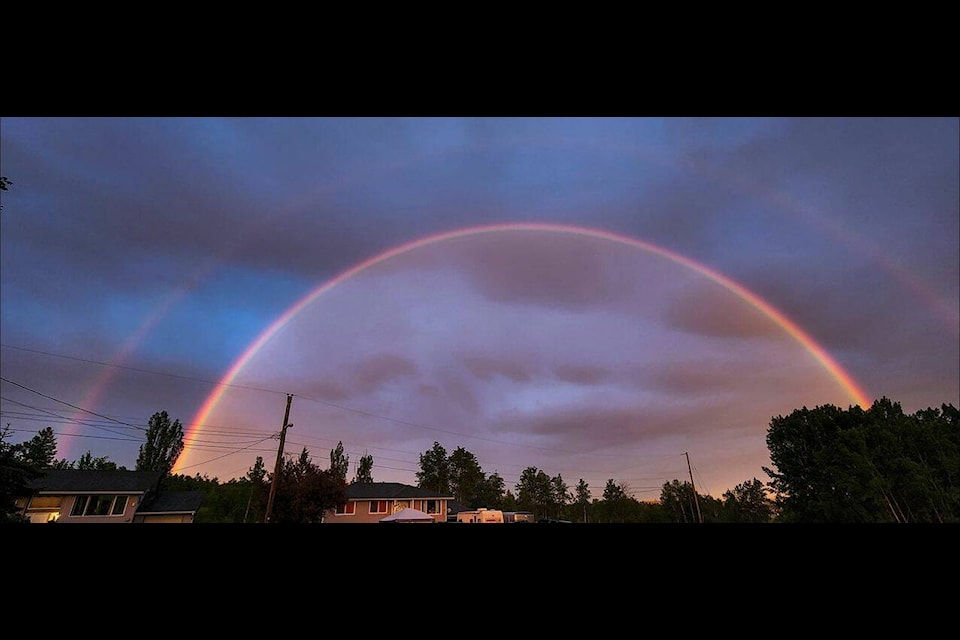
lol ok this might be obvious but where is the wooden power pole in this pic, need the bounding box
[685,451,703,524]
[264,394,293,523]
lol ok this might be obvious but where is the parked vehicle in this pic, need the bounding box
[456,507,504,523]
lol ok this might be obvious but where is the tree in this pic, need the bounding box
[574,479,591,523]
[0,424,38,523]
[515,466,553,518]
[551,473,570,519]
[136,411,184,476]
[354,452,374,484]
[476,471,506,509]
[764,398,959,523]
[16,426,58,469]
[501,489,518,512]
[416,441,449,494]
[0,176,10,212]
[74,450,121,470]
[242,456,269,522]
[659,479,701,523]
[721,478,776,522]
[448,446,484,506]
[269,447,346,523]
[329,441,349,482]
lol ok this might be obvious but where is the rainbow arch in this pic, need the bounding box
[173,222,871,473]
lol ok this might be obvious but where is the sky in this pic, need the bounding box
[1,117,957,501]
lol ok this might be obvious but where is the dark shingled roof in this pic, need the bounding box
[137,491,205,515]
[28,469,163,494]
[345,482,453,501]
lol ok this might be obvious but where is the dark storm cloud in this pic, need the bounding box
[454,232,619,310]
[347,353,419,395]
[663,280,783,340]
[682,117,959,289]
[490,403,716,451]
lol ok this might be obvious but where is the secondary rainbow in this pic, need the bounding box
[173,222,872,473]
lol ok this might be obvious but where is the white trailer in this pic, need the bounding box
[456,507,504,523]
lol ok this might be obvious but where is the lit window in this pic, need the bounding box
[28,496,62,509]
[335,502,356,515]
[369,500,389,514]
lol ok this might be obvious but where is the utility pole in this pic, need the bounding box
[264,394,293,523]
[685,451,703,524]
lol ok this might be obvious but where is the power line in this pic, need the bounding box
[0,376,147,432]
[2,346,700,490]
[0,343,286,396]
[1,395,142,441]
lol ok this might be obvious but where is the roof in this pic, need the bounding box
[27,469,164,494]
[137,491,205,515]
[345,482,453,501]
[379,507,435,522]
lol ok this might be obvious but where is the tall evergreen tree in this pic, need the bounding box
[574,479,591,523]
[551,473,570,519]
[16,426,58,468]
[136,411,185,476]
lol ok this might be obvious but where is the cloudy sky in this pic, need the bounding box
[1,117,957,500]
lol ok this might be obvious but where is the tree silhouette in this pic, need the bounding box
[136,411,185,476]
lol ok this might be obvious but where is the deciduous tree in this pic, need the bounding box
[765,398,959,522]
[329,441,349,482]
[0,424,38,523]
[448,446,483,506]
[722,478,775,523]
[354,452,374,483]
[270,447,346,523]
[515,466,553,518]
[416,441,449,494]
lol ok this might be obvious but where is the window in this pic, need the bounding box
[28,496,62,509]
[335,502,356,515]
[415,499,440,514]
[69,495,128,517]
[369,500,389,514]
[71,496,88,516]
[112,496,128,515]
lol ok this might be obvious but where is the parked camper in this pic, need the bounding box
[503,511,535,523]
[456,507,504,523]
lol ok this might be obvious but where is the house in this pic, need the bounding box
[326,482,454,523]
[15,469,204,523]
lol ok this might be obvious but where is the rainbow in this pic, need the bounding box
[172,222,872,473]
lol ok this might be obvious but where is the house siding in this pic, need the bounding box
[21,493,142,524]
[325,497,449,523]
